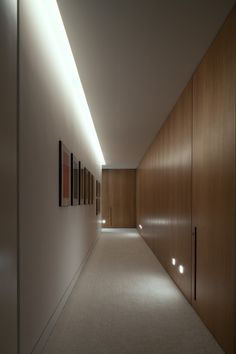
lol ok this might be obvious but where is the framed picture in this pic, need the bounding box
[71,154,79,205]
[84,167,88,205]
[96,180,98,199]
[87,170,91,204]
[79,162,84,205]
[96,180,100,198]
[91,174,94,204]
[96,180,101,215]
[59,141,71,207]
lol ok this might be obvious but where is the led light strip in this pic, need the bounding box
[29,0,105,165]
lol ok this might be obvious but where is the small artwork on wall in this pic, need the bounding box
[91,174,94,205]
[71,153,79,206]
[79,162,84,205]
[96,180,101,215]
[84,167,88,205]
[88,171,91,205]
[59,141,71,207]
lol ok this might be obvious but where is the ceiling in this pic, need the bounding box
[57,0,235,169]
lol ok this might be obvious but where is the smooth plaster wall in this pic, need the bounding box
[19,1,101,353]
[0,0,18,353]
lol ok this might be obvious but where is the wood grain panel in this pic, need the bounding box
[102,169,136,228]
[137,5,236,353]
[137,80,193,301]
[192,7,236,354]
[0,1,18,353]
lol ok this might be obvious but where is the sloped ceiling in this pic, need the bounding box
[57,0,235,168]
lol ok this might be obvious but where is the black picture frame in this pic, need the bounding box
[71,153,79,206]
[91,174,94,205]
[96,180,101,215]
[79,162,84,205]
[88,170,91,204]
[59,141,71,207]
[84,167,88,205]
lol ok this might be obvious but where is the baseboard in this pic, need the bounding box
[30,235,99,354]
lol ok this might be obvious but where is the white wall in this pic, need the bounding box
[0,0,18,353]
[19,1,102,353]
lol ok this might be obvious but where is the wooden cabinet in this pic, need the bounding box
[192,8,236,354]
[102,169,136,228]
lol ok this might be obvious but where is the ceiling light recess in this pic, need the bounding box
[37,0,105,165]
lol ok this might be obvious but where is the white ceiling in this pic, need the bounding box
[57,0,235,169]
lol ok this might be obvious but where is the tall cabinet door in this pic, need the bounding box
[192,8,236,354]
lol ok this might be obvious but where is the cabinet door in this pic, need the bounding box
[192,8,236,354]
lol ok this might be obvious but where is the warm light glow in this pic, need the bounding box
[171,258,176,266]
[179,265,184,274]
[138,224,143,229]
[29,0,105,165]
[102,219,106,224]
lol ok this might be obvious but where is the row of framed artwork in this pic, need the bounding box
[59,141,101,215]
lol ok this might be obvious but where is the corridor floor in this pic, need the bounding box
[43,229,223,354]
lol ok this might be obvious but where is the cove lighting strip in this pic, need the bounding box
[34,0,105,165]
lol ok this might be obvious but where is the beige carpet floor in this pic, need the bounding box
[43,228,223,354]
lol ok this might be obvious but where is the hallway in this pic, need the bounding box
[43,229,223,354]
[1,1,235,353]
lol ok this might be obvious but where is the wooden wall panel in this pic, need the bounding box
[137,80,193,302]
[0,1,18,353]
[137,6,236,354]
[192,7,236,354]
[102,169,136,228]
